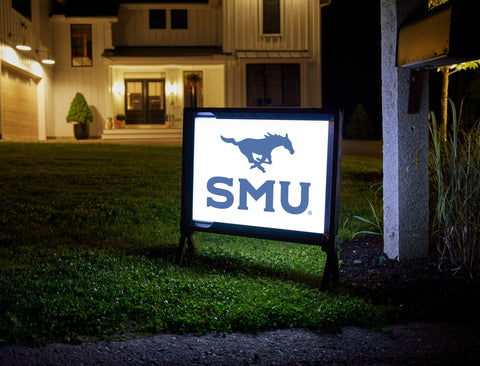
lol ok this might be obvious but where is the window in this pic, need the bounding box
[263,0,280,34]
[71,25,92,67]
[12,0,31,20]
[149,9,166,29]
[247,64,300,107]
[125,79,166,124]
[171,9,188,29]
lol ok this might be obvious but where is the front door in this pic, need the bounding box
[125,79,165,124]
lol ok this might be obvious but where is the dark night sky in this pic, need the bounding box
[322,0,382,138]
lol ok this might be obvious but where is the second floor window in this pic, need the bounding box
[71,24,92,67]
[263,0,281,34]
[149,9,188,30]
[150,10,166,29]
[171,9,188,29]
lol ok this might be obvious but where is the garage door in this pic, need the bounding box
[1,64,38,140]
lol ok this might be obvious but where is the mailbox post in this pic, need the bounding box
[381,0,430,261]
[381,0,479,261]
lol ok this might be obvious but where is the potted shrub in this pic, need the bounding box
[66,92,93,139]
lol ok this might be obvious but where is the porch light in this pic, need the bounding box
[112,82,125,95]
[167,82,178,96]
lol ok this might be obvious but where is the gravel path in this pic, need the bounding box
[2,322,479,365]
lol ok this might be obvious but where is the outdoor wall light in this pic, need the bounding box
[8,33,31,51]
[112,82,125,95]
[16,41,31,51]
[9,23,32,52]
[167,82,178,96]
[37,50,55,65]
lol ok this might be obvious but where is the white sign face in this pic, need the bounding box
[192,117,330,234]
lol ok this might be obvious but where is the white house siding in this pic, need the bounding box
[223,0,324,108]
[113,4,221,47]
[0,0,54,140]
[223,0,311,52]
[203,66,225,107]
[50,18,115,138]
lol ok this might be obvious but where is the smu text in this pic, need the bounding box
[206,177,311,215]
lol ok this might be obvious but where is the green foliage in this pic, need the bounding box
[339,156,383,240]
[66,92,93,124]
[0,144,386,344]
[345,103,374,140]
[352,200,383,239]
[429,99,480,279]
[428,0,449,10]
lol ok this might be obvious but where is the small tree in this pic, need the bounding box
[66,92,93,124]
[345,103,374,140]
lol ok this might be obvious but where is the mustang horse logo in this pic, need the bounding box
[221,133,294,173]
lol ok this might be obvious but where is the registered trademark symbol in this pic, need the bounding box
[308,211,312,216]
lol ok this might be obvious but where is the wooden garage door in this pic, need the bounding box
[1,65,38,140]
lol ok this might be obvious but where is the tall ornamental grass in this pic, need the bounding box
[429,99,480,279]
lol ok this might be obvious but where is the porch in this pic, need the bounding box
[102,125,182,144]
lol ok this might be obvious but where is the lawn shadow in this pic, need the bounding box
[189,250,325,289]
[111,238,327,289]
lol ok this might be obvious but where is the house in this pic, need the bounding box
[0,0,331,141]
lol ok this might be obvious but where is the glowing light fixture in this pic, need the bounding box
[16,42,31,51]
[36,49,55,65]
[41,58,55,65]
[10,23,32,52]
[112,82,125,95]
[166,82,178,95]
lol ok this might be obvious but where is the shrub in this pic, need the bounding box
[345,103,374,140]
[429,99,480,279]
[66,93,93,124]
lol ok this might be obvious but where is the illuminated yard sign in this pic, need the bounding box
[178,108,342,288]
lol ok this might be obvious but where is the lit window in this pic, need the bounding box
[71,25,92,67]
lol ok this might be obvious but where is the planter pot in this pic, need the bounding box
[74,123,89,140]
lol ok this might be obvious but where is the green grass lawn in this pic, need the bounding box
[0,142,383,344]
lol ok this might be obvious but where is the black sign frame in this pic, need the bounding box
[177,108,342,289]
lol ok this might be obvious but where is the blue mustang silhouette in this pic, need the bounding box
[221,133,294,172]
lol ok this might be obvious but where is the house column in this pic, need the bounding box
[381,0,429,260]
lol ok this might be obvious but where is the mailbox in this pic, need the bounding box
[397,1,480,68]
